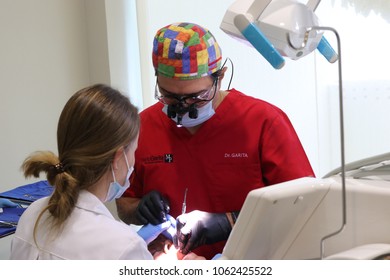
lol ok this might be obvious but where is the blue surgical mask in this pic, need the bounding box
[105,151,133,202]
[162,101,215,128]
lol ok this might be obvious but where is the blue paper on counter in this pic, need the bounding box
[0,180,53,203]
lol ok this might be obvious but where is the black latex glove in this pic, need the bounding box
[175,210,232,254]
[136,190,170,225]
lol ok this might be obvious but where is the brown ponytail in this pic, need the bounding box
[21,84,140,246]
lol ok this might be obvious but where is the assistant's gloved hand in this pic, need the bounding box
[136,190,170,225]
[161,214,176,241]
[176,210,232,254]
[137,219,171,245]
[0,198,18,208]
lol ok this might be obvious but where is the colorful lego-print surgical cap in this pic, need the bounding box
[152,22,222,80]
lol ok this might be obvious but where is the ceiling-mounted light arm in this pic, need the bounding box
[247,0,272,19]
[247,0,321,18]
[307,0,321,11]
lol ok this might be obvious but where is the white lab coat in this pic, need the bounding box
[10,190,153,260]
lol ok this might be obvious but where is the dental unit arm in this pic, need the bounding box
[220,0,338,69]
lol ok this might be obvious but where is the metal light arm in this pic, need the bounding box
[291,26,346,259]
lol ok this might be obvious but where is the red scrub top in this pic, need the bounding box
[125,89,314,259]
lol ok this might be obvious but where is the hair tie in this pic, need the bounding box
[54,162,65,174]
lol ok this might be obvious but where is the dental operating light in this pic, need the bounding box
[220,0,338,69]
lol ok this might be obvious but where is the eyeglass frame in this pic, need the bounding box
[154,74,220,106]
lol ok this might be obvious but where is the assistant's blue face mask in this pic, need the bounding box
[162,101,215,127]
[105,151,133,202]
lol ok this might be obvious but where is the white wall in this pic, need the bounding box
[0,0,93,259]
[0,0,135,193]
[0,0,130,259]
[0,0,91,192]
[0,0,138,189]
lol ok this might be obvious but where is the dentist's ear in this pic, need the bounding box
[219,67,228,80]
[212,66,227,80]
